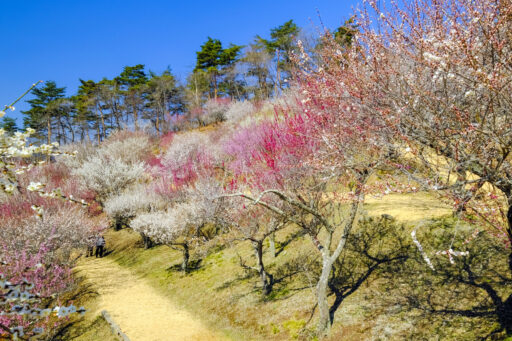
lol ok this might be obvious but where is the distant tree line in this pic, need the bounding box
[17,20,331,144]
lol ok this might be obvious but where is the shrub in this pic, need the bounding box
[0,205,102,264]
[201,98,231,125]
[73,156,145,202]
[67,130,152,202]
[224,100,256,124]
[104,184,165,228]
[97,131,152,165]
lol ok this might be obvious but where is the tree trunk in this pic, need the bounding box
[114,218,123,231]
[253,240,274,295]
[275,49,281,94]
[57,117,64,145]
[181,243,189,272]
[497,295,512,335]
[500,202,512,334]
[506,201,512,265]
[140,233,153,249]
[133,106,139,131]
[213,73,218,100]
[155,107,161,135]
[269,232,276,258]
[98,106,107,140]
[96,124,101,144]
[194,76,200,107]
[68,122,75,142]
[114,106,121,129]
[47,118,52,145]
[316,256,334,336]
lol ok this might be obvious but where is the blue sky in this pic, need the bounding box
[0,0,359,125]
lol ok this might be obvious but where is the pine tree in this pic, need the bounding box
[0,117,18,134]
[145,69,185,134]
[257,20,300,92]
[76,79,111,142]
[194,37,243,99]
[116,65,148,130]
[97,78,123,130]
[22,81,66,143]
[186,69,210,108]
[333,17,358,47]
[242,41,273,100]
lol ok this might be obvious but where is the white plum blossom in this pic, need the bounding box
[73,155,145,200]
[224,100,256,123]
[423,52,443,63]
[27,182,44,192]
[104,185,165,221]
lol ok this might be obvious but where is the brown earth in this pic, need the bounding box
[75,257,225,341]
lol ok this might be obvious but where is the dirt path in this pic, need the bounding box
[75,257,224,341]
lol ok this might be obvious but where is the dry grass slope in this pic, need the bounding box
[73,191,452,340]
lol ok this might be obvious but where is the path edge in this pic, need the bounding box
[101,310,131,341]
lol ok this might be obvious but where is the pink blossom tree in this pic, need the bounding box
[0,241,84,339]
[309,0,512,334]
[0,87,90,339]
[222,79,395,334]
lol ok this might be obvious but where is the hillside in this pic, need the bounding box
[63,190,453,340]
[2,1,511,339]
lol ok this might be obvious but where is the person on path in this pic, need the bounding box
[86,236,95,257]
[95,236,106,258]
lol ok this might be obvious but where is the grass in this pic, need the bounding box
[56,276,119,341]
[364,192,452,222]
[66,190,459,340]
[60,315,119,341]
[104,227,324,340]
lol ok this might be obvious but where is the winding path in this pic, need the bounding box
[75,257,223,341]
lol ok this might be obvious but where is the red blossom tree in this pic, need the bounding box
[222,68,397,334]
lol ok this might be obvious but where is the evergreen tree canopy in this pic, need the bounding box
[22,81,66,142]
[194,37,242,72]
[194,37,243,98]
[74,79,99,136]
[0,117,18,134]
[195,37,223,71]
[145,69,185,133]
[256,20,300,91]
[116,64,148,90]
[333,17,358,47]
[257,20,299,55]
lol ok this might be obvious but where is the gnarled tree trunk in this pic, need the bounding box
[181,242,189,272]
[252,240,274,295]
[316,256,334,336]
[140,233,154,249]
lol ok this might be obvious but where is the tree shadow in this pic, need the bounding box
[275,229,306,257]
[215,270,254,291]
[166,259,203,273]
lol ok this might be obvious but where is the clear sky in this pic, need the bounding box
[0,0,359,125]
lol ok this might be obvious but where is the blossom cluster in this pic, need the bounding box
[0,86,99,339]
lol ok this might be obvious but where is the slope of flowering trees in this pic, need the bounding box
[145,0,510,336]
[0,87,101,339]
[5,0,510,339]
[88,91,408,337]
